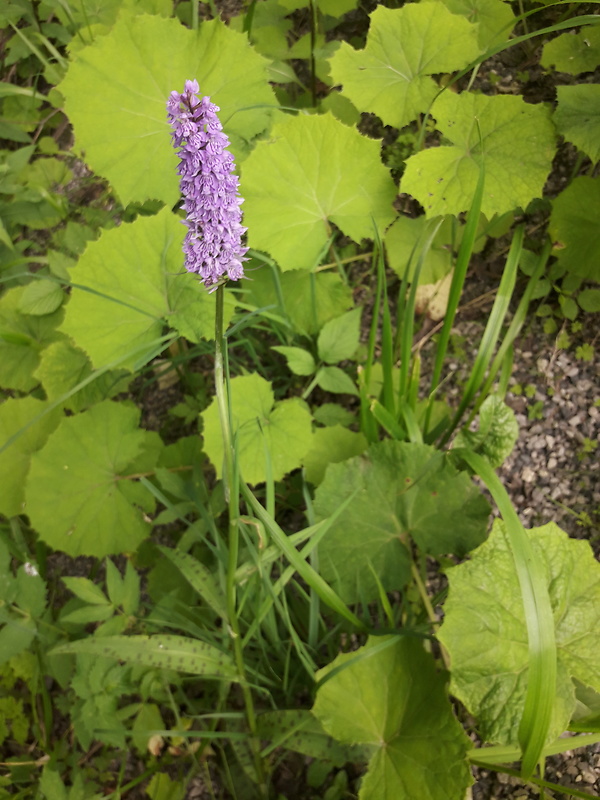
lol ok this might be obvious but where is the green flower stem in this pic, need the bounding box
[214,286,265,789]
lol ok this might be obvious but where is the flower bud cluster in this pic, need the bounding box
[167,80,247,289]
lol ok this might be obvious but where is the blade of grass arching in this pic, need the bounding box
[372,225,396,416]
[469,761,600,800]
[243,490,361,645]
[360,245,383,443]
[424,159,484,437]
[440,225,524,445]
[455,449,556,779]
[302,477,320,651]
[474,239,552,413]
[241,483,365,631]
[398,218,444,403]
[471,732,600,765]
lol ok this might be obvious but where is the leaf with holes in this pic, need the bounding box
[25,401,158,557]
[402,92,555,218]
[313,440,490,603]
[59,13,274,205]
[313,636,472,800]
[329,2,480,129]
[242,113,396,271]
[438,520,600,746]
[202,374,312,485]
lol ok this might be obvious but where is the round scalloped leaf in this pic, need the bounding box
[0,398,62,518]
[438,520,600,746]
[402,92,555,218]
[554,85,600,165]
[202,374,313,485]
[59,13,275,205]
[329,3,480,129]
[549,176,600,281]
[60,207,232,370]
[303,425,367,485]
[313,636,472,800]
[241,113,397,271]
[424,0,515,49]
[25,401,158,557]
[313,440,490,603]
[541,27,600,76]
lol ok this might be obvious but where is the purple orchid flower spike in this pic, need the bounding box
[167,80,248,291]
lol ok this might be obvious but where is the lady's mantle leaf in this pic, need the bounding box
[241,113,396,271]
[549,177,600,281]
[554,85,600,165]
[541,27,600,76]
[313,636,472,800]
[0,398,62,518]
[438,521,600,746]
[329,3,480,129]
[202,374,312,485]
[402,92,555,218]
[25,401,158,557]
[59,13,275,206]
[60,208,232,371]
[313,440,490,603]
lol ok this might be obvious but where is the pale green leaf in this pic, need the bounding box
[242,113,396,271]
[313,636,472,800]
[402,92,556,218]
[549,176,600,281]
[272,346,316,376]
[34,340,130,412]
[438,520,600,746]
[454,395,518,467]
[554,84,600,165]
[25,401,158,557]
[51,634,236,679]
[242,268,352,337]
[313,441,489,602]
[0,398,62,518]
[18,279,64,316]
[202,374,312,485]
[59,14,275,205]
[541,26,600,76]
[60,208,230,370]
[303,425,367,485]
[329,3,480,128]
[578,288,600,313]
[317,307,361,364]
[62,577,110,606]
[316,365,358,396]
[385,215,459,284]
[313,403,355,427]
[423,0,515,48]
[0,286,64,392]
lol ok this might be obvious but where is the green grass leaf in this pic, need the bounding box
[554,85,600,165]
[25,401,158,557]
[439,520,600,748]
[59,208,229,370]
[329,2,480,129]
[59,13,275,205]
[242,113,396,271]
[402,92,555,218]
[313,636,473,800]
[202,373,312,485]
[549,176,600,281]
[313,441,490,602]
